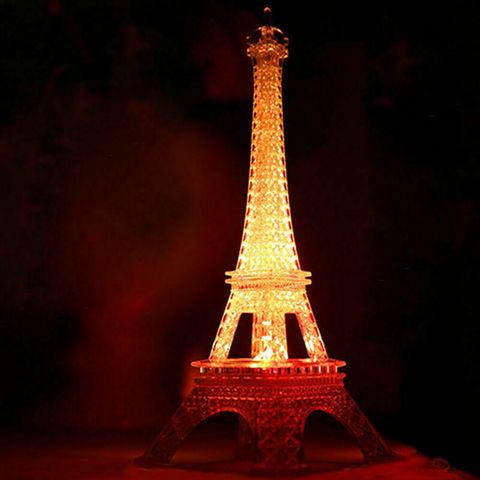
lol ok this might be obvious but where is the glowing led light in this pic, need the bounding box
[136,10,391,473]
[209,21,327,364]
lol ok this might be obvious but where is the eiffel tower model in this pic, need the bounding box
[136,8,391,474]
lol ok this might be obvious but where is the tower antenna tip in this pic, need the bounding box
[263,6,272,25]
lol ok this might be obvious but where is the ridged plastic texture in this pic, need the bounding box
[135,14,391,474]
[209,24,327,363]
[136,371,390,473]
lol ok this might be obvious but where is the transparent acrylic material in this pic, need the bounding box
[209,23,326,364]
[136,14,391,474]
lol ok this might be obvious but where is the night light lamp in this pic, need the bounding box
[136,8,391,473]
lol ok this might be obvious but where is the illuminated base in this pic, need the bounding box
[135,359,391,473]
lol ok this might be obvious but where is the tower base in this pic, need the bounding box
[135,359,391,473]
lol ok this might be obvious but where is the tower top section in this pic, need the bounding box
[203,7,329,365]
[247,8,288,62]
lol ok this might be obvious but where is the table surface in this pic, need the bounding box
[0,429,476,480]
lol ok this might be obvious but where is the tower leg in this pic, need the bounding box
[135,385,256,468]
[135,387,215,467]
[210,295,241,361]
[236,415,255,459]
[305,387,391,461]
[252,402,307,473]
[296,296,328,360]
[332,389,390,460]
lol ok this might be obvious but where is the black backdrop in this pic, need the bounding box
[0,0,478,475]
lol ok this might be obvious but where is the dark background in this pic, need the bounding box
[0,0,479,475]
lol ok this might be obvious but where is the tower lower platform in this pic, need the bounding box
[135,359,391,474]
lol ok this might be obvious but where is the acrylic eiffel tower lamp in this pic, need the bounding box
[135,8,391,474]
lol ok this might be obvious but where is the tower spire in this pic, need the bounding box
[208,12,327,363]
[263,6,272,25]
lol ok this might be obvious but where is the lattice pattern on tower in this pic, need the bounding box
[135,13,392,473]
[209,24,327,363]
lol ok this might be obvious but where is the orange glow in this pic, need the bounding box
[209,23,328,364]
[137,14,391,472]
